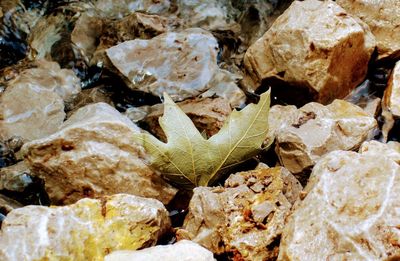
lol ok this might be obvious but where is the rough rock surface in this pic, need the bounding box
[105,240,215,261]
[243,0,375,104]
[22,102,177,205]
[274,100,377,175]
[0,161,31,192]
[177,166,302,260]
[337,0,400,61]
[106,28,219,101]
[383,61,400,118]
[0,194,170,261]
[278,143,400,260]
[144,97,232,141]
[0,61,81,142]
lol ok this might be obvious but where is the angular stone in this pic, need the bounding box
[278,147,400,260]
[337,0,400,61]
[105,240,215,261]
[0,194,170,261]
[106,28,219,101]
[243,0,375,104]
[275,100,377,175]
[0,161,31,192]
[22,103,177,205]
[177,167,302,260]
[0,61,81,142]
[94,0,170,18]
[383,61,400,118]
[359,140,400,164]
[144,97,232,141]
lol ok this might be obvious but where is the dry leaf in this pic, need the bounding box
[136,90,271,189]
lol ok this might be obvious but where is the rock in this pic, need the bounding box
[278,145,400,260]
[0,194,22,214]
[0,194,170,260]
[0,60,81,142]
[66,87,114,117]
[105,240,215,261]
[275,100,377,175]
[177,167,302,260]
[243,0,375,104]
[337,0,400,61]
[22,102,177,205]
[383,61,400,118]
[0,161,32,192]
[106,28,219,101]
[144,97,232,141]
[94,0,170,18]
[359,140,400,164]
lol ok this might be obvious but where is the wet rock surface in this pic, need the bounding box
[243,0,375,105]
[22,102,177,205]
[0,194,170,260]
[177,166,302,260]
[279,142,400,260]
[105,240,215,261]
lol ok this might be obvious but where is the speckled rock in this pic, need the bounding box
[177,166,302,261]
[337,0,400,61]
[144,97,232,141]
[275,100,377,175]
[0,194,170,261]
[106,28,219,101]
[22,102,177,205]
[383,61,400,118]
[278,144,400,260]
[243,0,375,104]
[0,61,81,142]
[105,240,215,261]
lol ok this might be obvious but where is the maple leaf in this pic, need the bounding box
[136,90,271,189]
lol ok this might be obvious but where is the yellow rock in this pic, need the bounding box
[0,194,171,261]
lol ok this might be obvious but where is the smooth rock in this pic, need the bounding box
[106,28,219,101]
[94,0,170,18]
[275,100,377,175]
[383,61,400,118]
[337,0,400,61]
[22,102,177,205]
[177,167,302,260]
[0,61,81,142]
[278,147,400,260]
[144,97,232,141]
[243,0,375,104]
[0,194,170,261]
[105,240,215,261]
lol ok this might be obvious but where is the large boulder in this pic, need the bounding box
[105,240,215,261]
[0,61,81,142]
[337,0,400,61]
[106,28,219,101]
[274,100,377,176]
[0,194,170,261]
[22,102,177,205]
[177,166,302,260]
[243,0,375,104]
[278,142,400,260]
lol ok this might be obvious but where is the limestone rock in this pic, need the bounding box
[383,61,400,118]
[0,61,81,142]
[106,28,219,101]
[22,102,177,205]
[105,240,215,261]
[278,146,400,260]
[243,0,375,104]
[275,100,377,175]
[177,167,302,260]
[144,97,232,141]
[337,0,400,61]
[0,194,170,261]
[359,140,400,164]
[94,0,170,18]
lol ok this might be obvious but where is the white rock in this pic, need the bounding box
[243,0,375,104]
[0,194,170,261]
[274,100,377,175]
[22,102,177,205]
[105,240,215,261]
[278,146,400,260]
[106,28,219,101]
